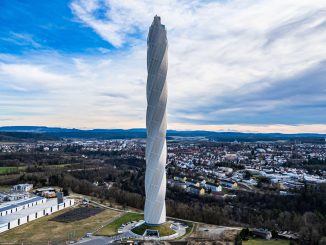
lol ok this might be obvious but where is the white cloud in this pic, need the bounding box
[0,63,72,89]
[0,32,42,48]
[1,0,326,132]
[0,51,146,128]
[70,0,326,116]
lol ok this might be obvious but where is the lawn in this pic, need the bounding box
[0,207,120,244]
[96,212,144,236]
[0,185,11,192]
[0,166,26,175]
[243,239,290,245]
[0,166,19,175]
[132,222,176,236]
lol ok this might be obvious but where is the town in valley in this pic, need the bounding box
[0,131,325,244]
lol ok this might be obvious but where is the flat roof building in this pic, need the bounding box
[0,197,74,233]
[12,183,33,192]
[0,196,45,217]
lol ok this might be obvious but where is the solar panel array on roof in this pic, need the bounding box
[0,198,59,224]
[0,196,44,213]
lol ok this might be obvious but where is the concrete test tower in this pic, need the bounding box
[144,15,168,225]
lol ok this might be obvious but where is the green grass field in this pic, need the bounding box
[96,212,144,236]
[0,166,19,175]
[243,239,289,245]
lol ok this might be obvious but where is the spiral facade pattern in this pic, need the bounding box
[144,16,168,225]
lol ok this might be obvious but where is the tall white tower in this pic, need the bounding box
[144,15,168,225]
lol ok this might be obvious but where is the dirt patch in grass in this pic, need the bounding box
[189,224,241,242]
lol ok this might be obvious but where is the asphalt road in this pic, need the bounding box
[76,236,110,245]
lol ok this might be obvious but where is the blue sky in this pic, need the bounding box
[0,0,114,54]
[0,0,326,133]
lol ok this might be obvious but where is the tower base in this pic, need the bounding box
[131,222,176,237]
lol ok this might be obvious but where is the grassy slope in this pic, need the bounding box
[96,212,144,236]
[0,207,119,244]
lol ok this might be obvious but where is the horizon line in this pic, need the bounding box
[1,125,326,135]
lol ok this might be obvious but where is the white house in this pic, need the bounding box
[12,183,33,192]
[205,182,222,193]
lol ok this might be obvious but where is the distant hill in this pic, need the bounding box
[0,126,325,142]
[0,131,59,142]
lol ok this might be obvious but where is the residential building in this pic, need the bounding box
[12,184,33,192]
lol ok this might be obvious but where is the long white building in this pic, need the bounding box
[0,196,45,217]
[144,15,168,225]
[0,197,74,233]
